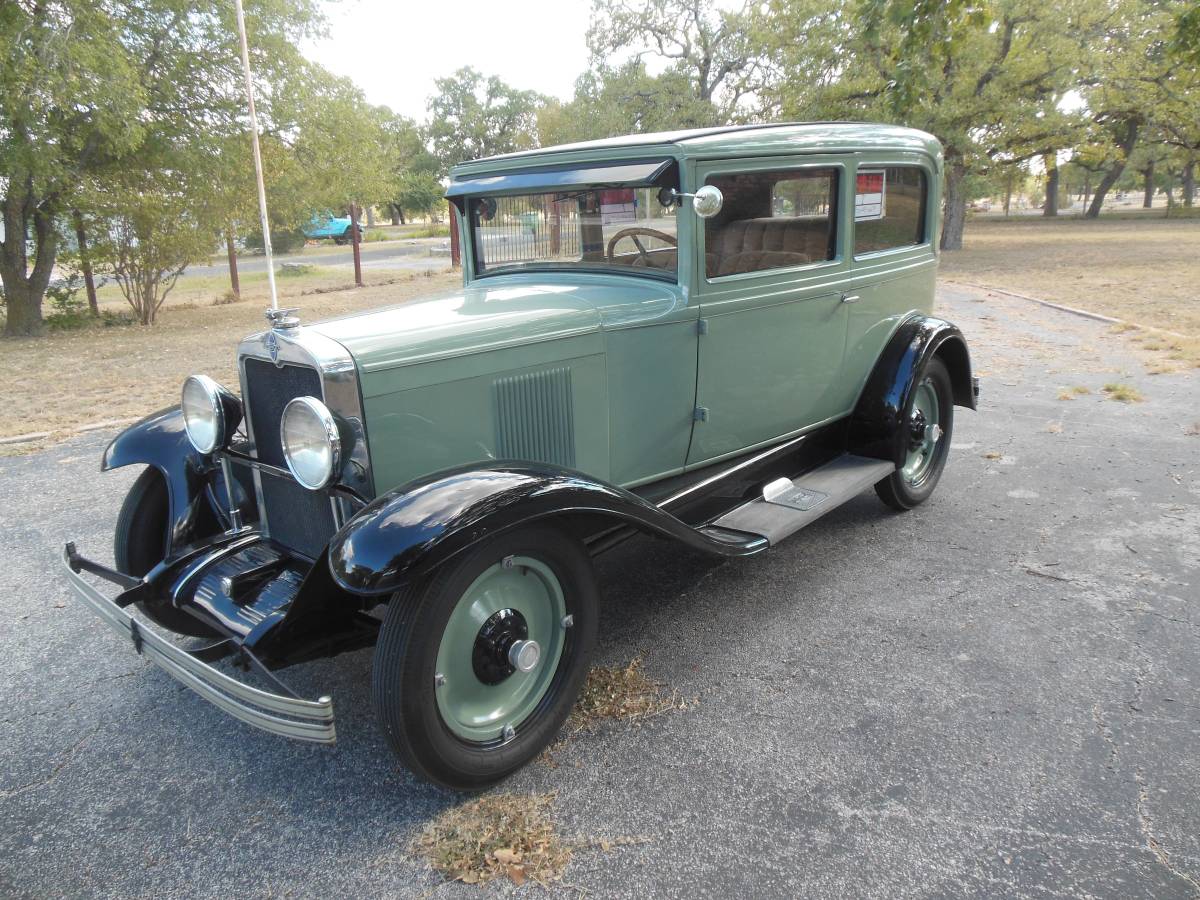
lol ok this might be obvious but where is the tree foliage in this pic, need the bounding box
[537,62,719,147]
[426,67,545,173]
[586,0,763,119]
[761,0,1101,247]
[0,0,323,334]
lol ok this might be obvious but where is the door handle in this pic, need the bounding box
[841,293,861,304]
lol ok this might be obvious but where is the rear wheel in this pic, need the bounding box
[114,468,220,638]
[875,357,954,511]
[372,526,597,790]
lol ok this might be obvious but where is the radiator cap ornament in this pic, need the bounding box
[263,307,301,365]
[265,306,301,331]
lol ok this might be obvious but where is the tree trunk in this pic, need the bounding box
[1,185,57,336]
[366,206,376,227]
[389,204,401,226]
[72,210,99,316]
[1086,119,1139,219]
[1042,153,1059,217]
[1086,166,1125,218]
[1003,169,1013,217]
[940,162,968,251]
[1083,172,1091,210]
[225,227,240,300]
[1142,161,1155,208]
[1182,161,1194,207]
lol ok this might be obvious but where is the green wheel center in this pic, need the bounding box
[901,378,941,486]
[434,556,567,743]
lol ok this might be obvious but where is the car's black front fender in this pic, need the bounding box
[102,407,210,553]
[327,463,767,596]
[849,314,977,466]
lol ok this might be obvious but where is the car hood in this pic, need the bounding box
[308,281,629,375]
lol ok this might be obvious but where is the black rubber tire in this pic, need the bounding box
[875,357,954,511]
[372,526,598,790]
[114,468,220,638]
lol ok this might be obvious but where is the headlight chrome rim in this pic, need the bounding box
[181,374,229,455]
[280,395,343,491]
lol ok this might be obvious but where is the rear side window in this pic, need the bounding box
[853,166,927,255]
[703,168,838,279]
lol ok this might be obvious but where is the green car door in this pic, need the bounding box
[686,156,855,466]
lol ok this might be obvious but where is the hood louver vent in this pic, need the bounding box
[492,367,576,468]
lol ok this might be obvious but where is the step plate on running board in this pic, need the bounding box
[703,454,896,546]
[762,478,830,512]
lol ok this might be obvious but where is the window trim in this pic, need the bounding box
[851,161,933,261]
[698,160,847,285]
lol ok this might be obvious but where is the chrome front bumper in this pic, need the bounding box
[62,546,336,744]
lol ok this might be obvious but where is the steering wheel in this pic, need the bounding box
[606,227,678,264]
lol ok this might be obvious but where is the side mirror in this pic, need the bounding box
[665,185,724,219]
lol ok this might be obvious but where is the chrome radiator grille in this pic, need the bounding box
[243,357,336,558]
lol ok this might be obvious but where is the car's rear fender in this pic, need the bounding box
[327,463,767,597]
[848,314,977,467]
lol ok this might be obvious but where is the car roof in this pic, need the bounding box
[450,122,942,177]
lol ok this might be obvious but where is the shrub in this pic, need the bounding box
[244,228,306,254]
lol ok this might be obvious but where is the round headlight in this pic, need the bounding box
[280,396,343,490]
[181,374,232,454]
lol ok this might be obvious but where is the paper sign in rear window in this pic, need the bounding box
[856,170,886,221]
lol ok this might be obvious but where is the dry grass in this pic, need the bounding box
[1057,385,1092,401]
[941,217,1200,368]
[413,793,573,887]
[0,268,458,444]
[566,657,690,732]
[1102,382,1145,403]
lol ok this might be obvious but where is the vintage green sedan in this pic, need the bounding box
[64,123,977,789]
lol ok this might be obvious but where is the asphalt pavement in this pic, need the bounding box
[1,285,1197,898]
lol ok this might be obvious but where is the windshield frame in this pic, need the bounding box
[457,162,681,284]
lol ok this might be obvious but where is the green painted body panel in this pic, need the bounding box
[296,124,944,496]
[841,147,942,411]
[309,274,697,493]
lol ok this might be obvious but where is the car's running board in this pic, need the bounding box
[698,454,895,546]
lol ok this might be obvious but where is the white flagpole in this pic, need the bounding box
[232,0,278,311]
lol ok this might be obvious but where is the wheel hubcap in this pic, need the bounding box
[901,378,942,487]
[435,557,567,743]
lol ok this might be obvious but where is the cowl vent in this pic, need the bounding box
[492,368,576,468]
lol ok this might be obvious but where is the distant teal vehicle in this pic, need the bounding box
[63,123,979,790]
[303,212,361,244]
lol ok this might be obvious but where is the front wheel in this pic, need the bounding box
[114,468,220,638]
[372,526,598,790]
[875,357,954,511]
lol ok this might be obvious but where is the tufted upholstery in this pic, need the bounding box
[706,217,832,278]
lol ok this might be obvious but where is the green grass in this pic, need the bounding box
[404,223,450,239]
[1101,383,1144,403]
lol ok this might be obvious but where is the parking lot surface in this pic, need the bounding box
[1,285,1197,898]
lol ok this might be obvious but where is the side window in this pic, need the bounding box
[853,166,927,255]
[704,168,838,279]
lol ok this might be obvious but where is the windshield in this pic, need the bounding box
[468,187,678,278]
